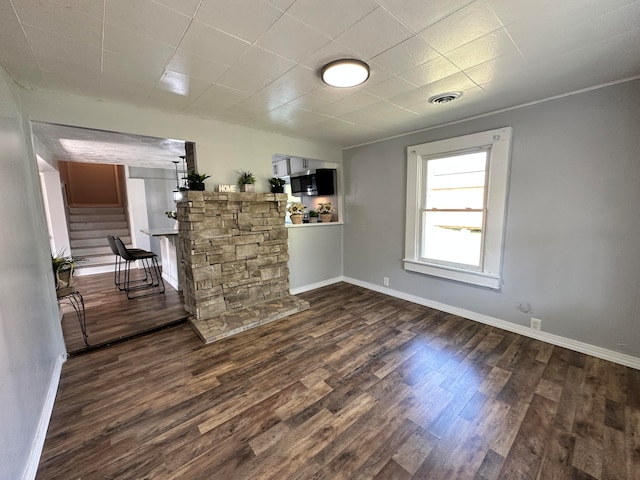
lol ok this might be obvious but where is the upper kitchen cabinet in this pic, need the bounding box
[288,157,311,175]
[272,158,288,177]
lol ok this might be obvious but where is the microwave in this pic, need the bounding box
[290,168,336,196]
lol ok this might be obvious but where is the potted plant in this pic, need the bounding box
[165,210,178,230]
[308,210,318,223]
[237,170,256,192]
[187,170,210,191]
[51,249,85,289]
[268,177,286,194]
[287,202,305,224]
[317,202,335,223]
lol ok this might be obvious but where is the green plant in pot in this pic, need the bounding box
[51,249,85,289]
[237,170,256,192]
[268,177,286,193]
[308,210,318,223]
[187,170,210,191]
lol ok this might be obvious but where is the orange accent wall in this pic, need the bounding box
[59,162,124,207]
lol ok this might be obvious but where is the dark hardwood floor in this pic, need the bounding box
[60,269,188,354]
[40,283,640,479]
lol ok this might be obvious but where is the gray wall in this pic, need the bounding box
[0,67,66,478]
[343,79,640,358]
[288,225,343,290]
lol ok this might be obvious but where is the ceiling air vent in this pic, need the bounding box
[427,92,462,104]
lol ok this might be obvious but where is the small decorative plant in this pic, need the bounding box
[268,177,286,193]
[317,202,335,214]
[187,170,210,191]
[287,203,305,215]
[187,171,210,183]
[165,210,177,220]
[51,249,86,288]
[237,170,257,192]
[51,249,85,273]
[308,210,318,218]
[237,171,256,185]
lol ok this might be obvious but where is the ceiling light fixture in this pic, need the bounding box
[321,59,370,88]
[428,92,462,104]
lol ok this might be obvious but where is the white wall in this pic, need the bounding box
[343,79,640,359]
[288,225,343,291]
[18,89,345,289]
[0,68,66,479]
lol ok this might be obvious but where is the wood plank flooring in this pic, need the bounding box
[60,270,188,353]
[39,283,640,479]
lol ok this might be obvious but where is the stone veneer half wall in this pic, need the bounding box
[178,191,309,343]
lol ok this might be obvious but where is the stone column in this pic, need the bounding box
[177,191,309,343]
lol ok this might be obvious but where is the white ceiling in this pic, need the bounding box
[2,0,640,149]
[32,122,186,168]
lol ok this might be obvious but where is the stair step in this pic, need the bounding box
[70,221,128,231]
[69,207,125,215]
[69,214,126,223]
[71,236,131,248]
[69,228,130,240]
[76,254,118,268]
[72,245,112,256]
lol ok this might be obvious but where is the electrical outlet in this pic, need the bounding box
[531,318,542,331]
[383,276,389,287]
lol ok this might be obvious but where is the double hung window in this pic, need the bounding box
[404,127,512,289]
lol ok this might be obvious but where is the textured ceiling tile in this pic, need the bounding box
[444,28,521,71]
[371,36,439,75]
[152,0,202,17]
[215,46,296,93]
[14,0,103,47]
[166,50,230,83]
[26,25,102,72]
[196,0,283,43]
[177,21,251,66]
[257,14,331,62]
[48,0,105,20]
[106,0,190,46]
[335,7,413,59]
[104,25,175,67]
[286,0,378,38]
[418,0,504,53]
[401,55,461,87]
[376,0,476,33]
[364,76,417,100]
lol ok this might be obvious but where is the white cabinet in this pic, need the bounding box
[272,159,288,177]
[288,157,311,174]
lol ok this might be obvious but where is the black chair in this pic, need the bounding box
[113,236,165,299]
[106,235,148,289]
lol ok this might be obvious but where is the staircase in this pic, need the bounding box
[68,206,131,275]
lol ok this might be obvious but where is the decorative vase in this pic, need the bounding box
[189,182,205,191]
[309,217,318,223]
[290,214,303,224]
[271,186,284,193]
[320,213,333,223]
[240,184,255,192]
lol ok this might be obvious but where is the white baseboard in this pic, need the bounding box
[22,353,66,480]
[290,276,345,295]
[342,277,640,371]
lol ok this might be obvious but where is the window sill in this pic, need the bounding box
[403,259,501,289]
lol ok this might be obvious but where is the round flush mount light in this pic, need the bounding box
[321,59,370,88]
[428,92,462,104]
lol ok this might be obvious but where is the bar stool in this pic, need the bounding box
[113,236,165,299]
[106,235,148,290]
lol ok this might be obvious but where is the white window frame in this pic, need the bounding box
[404,127,512,289]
